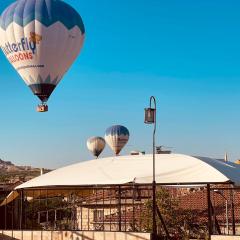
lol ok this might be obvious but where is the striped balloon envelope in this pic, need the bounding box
[0,0,85,111]
[87,137,106,158]
[105,125,130,155]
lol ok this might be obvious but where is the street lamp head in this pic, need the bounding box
[144,108,156,124]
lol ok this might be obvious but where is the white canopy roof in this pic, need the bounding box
[16,154,240,189]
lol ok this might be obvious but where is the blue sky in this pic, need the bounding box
[0,0,240,168]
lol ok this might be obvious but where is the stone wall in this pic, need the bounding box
[211,236,240,240]
[0,230,150,240]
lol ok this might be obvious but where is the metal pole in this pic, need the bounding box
[118,185,122,232]
[207,184,212,239]
[20,190,23,230]
[5,195,7,230]
[230,187,236,235]
[150,96,157,240]
[225,199,229,234]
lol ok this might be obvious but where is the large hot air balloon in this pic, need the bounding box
[87,137,106,158]
[105,125,129,155]
[0,0,85,112]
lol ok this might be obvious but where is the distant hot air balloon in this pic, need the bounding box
[105,125,130,155]
[0,0,85,112]
[87,137,106,158]
[235,160,240,165]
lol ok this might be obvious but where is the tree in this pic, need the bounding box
[133,187,208,239]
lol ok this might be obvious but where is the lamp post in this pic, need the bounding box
[144,96,157,240]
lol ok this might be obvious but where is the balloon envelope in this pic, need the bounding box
[87,137,106,158]
[105,125,129,155]
[0,0,85,103]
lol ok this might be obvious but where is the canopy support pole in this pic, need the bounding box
[230,185,236,235]
[19,190,23,230]
[207,184,212,239]
[118,185,121,231]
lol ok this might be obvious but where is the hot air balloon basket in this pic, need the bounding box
[36,104,48,112]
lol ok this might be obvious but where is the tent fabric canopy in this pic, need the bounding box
[15,154,240,189]
[0,191,19,206]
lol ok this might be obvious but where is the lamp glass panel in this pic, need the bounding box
[144,108,155,123]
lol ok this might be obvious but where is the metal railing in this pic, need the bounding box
[3,184,233,239]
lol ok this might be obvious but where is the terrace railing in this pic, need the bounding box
[3,184,235,239]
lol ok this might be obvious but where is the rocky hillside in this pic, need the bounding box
[0,159,51,183]
[0,159,33,173]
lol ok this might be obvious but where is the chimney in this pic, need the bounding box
[40,168,44,175]
[224,152,228,162]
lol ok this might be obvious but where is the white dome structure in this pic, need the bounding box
[16,154,240,189]
[2,153,240,206]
